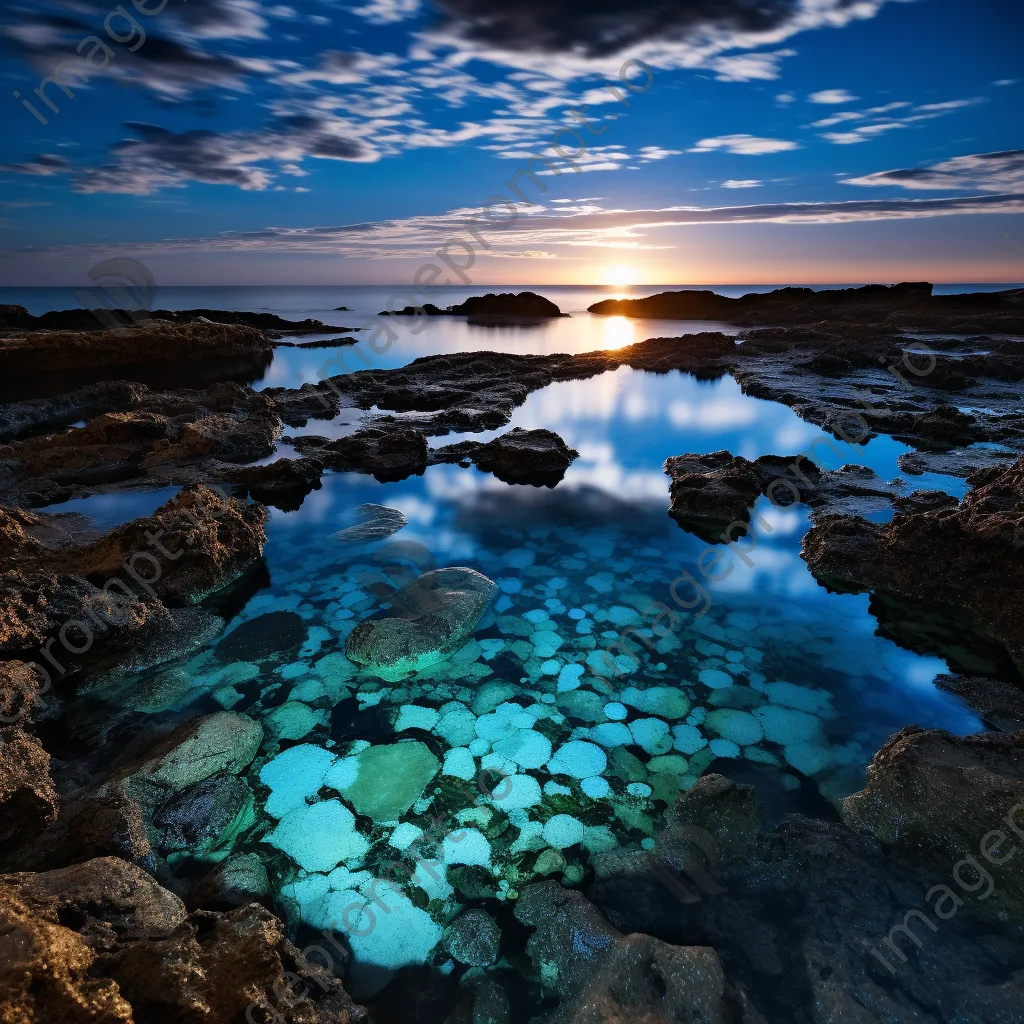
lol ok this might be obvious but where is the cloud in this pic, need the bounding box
[707,48,795,82]
[14,194,1024,263]
[72,119,378,195]
[776,92,795,104]
[1,153,70,176]
[809,88,858,104]
[352,0,422,23]
[842,150,1024,192]
[721,179,761,188]
[993,79,1018,87]
[689,134,799,155]
[425,0,892,61]
[819,96,986,144]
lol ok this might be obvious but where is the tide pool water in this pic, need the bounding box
[61,355,985,1000]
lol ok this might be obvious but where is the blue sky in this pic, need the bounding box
[1,0,1022,284]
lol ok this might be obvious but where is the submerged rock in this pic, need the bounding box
[333,741,440,822]
[515,880,740,1023]
[934,672,1024,731]
[331,503,408,542]
[345,567,497,680]
[442,907,501,966]
[433,427,579,486]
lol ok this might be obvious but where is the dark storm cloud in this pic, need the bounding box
[429,0,833,56]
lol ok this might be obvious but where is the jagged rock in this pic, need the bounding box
[663,451,903,542]
[63,485,268,606]
[0,727,58,847]
[842,727,1024,921]
[802,456,1024,667]
[291,427,428,482]
[230,457,323,511]
[0,858,366,1024]
[345,567,497,680]
[0,878,133,1023]
[515,880,743,1023]
[934,672,1024,731]
[899,446,1020,479]
[432,427,579,486]
[0,381,148,441]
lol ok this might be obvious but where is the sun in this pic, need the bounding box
[601,264,639,287]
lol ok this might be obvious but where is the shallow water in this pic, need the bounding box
[59,346,985,1000]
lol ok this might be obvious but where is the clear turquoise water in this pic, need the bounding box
[34,287,990,1002]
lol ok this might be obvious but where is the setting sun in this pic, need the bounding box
[601,264,640,286]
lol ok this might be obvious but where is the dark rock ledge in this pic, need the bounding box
[802,455,1024,673]
[663,449,907,543]
[588,281,1024,334]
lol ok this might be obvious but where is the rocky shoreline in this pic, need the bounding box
[2,286,1023,1023]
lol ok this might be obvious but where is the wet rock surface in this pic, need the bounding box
[432,427,579,486]
[802,455,1024,669]
[934,672,1024,731]
[664,450,905,542]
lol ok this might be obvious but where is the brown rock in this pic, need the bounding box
[802,455,1024,668]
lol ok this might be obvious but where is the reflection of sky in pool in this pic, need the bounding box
[59,308,984,1002]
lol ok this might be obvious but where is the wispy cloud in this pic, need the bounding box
[843,150,1024,192]
[8,194,1023,263]
[721,179,762,188]
[690,134,800,155]
[819,97,986,144]
[809,88,858,104]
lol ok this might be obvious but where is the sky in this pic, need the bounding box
[0,0,1022,286]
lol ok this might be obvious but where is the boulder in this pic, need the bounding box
[345,567,497,680]
[291,427,428,482]
[432,427,579,486]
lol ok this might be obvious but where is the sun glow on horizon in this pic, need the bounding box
[601,264,640,287]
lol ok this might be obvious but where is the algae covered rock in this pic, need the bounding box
[345,567,497,680]
[334,741,441,822]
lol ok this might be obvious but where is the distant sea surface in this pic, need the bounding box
[1,282,1020,319]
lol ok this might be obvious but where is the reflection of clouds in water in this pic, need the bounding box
[390,495,439,527]
[667,395,759,430]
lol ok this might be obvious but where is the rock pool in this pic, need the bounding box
[66,355,985,1004]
